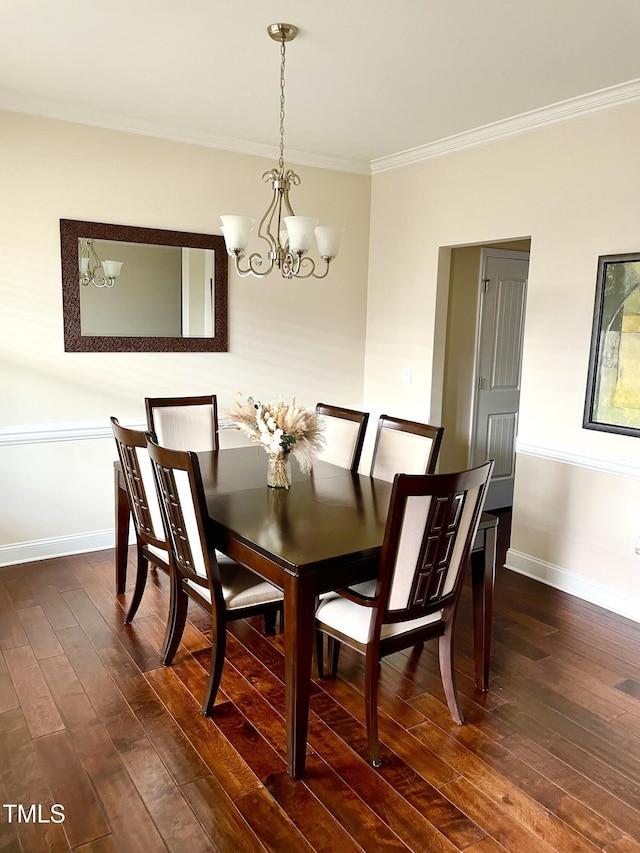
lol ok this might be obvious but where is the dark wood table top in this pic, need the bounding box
[196,446,496,585]
[198,447,389,584]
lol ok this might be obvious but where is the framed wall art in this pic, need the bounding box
[583,252,640,437]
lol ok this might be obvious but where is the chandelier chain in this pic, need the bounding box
[279,37,286,174]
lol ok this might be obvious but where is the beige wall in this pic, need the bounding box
[365,103,640,619]
[0,111,370,554]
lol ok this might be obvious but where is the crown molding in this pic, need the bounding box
[371,79,640,174]
[0,93,370,176]
[3,78,640,178]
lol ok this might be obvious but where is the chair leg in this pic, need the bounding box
[162,570,188,666]
[125,547,148,624]
[263,603,279,635]
[328,637,342,676]
[364,649,382,767]
[439,622,464,725]
[315,630,325,678]
[201,615,227,717]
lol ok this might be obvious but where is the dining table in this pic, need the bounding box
[114,446,498,778]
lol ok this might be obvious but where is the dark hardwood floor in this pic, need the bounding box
[2,511,640,851]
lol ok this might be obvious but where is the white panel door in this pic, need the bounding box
[471,251,528,509]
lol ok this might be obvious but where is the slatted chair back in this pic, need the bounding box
[370,415,444,482]
[145,395,219,452]
[376,462,494,634]
[111,417,165,549]
[315,403,369,472]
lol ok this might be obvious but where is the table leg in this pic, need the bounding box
[471,523,497,691]
[115,468,130,595]
[284,571,316,778]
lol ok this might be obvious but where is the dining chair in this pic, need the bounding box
[145,395,219,452]
[315,403,369,472]
[110,417,170,623]
[315,461,494,766]
[147,437,284,716]
[370,415,444,481]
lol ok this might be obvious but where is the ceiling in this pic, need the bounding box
[2,0,640,173]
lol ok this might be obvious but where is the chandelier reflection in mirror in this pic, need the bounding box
[221,23,343,280]
[79,239,123,288]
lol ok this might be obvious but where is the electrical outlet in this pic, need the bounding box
[403,367,412,385]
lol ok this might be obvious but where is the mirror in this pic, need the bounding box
[60,219,228,352]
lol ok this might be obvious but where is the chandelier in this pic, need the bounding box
[79,239,123,288]
[220,23,343,280]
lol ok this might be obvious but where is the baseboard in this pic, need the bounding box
[505,548,640,624]
[0,529,132,567]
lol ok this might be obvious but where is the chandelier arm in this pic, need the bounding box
[256,183,281,253]
[233,252,275,278]
[288,255,317,280]
[92,275,115,288]
[309,259,332,280]
[280,251,294,279]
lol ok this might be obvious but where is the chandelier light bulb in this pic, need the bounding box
[315,225,344,260]
[220,216,255,253]
[283,217,319,253]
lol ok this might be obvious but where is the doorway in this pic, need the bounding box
[439,240,530,510]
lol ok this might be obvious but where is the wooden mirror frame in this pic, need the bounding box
[60,219,228,352]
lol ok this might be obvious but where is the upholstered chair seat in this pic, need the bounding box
[317,583,444,643]
[184,563,284,610]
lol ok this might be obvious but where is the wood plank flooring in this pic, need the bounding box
[2,511,640,851]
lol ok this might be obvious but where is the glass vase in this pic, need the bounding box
[267,452,292,489]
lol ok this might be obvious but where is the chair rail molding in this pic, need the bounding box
[0,418,147,446]
[515,437,640,480]
[0,417,241,447]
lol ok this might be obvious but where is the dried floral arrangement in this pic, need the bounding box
[229,395,325,472]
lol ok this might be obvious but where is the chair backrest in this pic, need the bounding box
[370,415,444,482]
[110,417,165,548]
[147,438,224,601]
[145,395,219,452]
[376,462,494,628]
[315,403,369,472]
